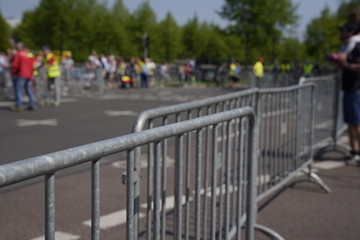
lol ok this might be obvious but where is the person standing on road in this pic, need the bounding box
[42,46,62,106]
[217,62,228,86]
[140,58,150,88]
[0,51,10,97]
[253,57,264,86]
[10,42,37,111]
[159,61,170,87]
[303,60,313,77]
[61,51,74,96]
[331,22,360,166]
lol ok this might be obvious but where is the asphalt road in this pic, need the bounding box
[0,86,235,239]
[1,87,359,240]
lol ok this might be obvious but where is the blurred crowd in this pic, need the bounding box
[0,41,329,111]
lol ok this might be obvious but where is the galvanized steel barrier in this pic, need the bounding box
[300,75,347,148]
[132,83,333,239]
[0,75,343,240]
[0,107,256,240]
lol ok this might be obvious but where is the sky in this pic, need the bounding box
[0,0,340,35]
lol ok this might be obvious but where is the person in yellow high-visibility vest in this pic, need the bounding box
[42,46,61,106]
[253,57,264,86]
[303,60,313,77]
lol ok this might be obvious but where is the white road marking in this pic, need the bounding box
[30,231,80,240]
[159,97,173,101]
[98,95,126,100]
[0,101,12,107]
[141,184,240,211]
[128,94,141,99]
[104,110,137,117]
[17,119,58,127]
[313,161,345,170]
[60,98,77,103]
[141,195,187,211]
[173,96,190,102]
[158,91,172,96]
[112,155,175,169]
[315,120,333,129]
[83,209,145,230]
[143,95,157,100]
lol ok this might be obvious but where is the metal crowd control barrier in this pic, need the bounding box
[0,108,256,240]
[0,75,341,239]
[299,75,348,156]
[132,83,332,239]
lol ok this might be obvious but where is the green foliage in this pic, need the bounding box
[126,1,158,58]
[337,0,360,21]
[0,12,11,51]
[277,38,306,62]
[304,6,343,61]
[181,17,204,59]
[157,13,182,62]
[8,0,356,65]
[218,0,298,64]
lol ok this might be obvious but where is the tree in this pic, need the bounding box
[0,12,11,51]
[218,0,298,64]
[277,38,306,63]
[126,1,158,59]
[157,13,182,62]
[181,16,204,60]
[112,0,130,23]
[196,23,229,64]
[304,6,340,61]
[336,0,360,22]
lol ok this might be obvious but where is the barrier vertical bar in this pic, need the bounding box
[246,113,257,240]
[91,159,100,240]
[195,129,202,240]
[275,93,285,178]
[262,93,269,193]
[185,110,192,240]
[270,93,275,182]
[147,120,154,240]
[218,103,225,240]
[154,142,162,240]
[174,134,184,240]
[161,117,168,240]
[236,118,246,240]
[231,112,239,227]
[333,75,341,146]
[45,173,55,240]
[210,124,218,240]
[295,88,302,169]
[127,150,135,240]
[224,120,232,240]
[202,106,211,240]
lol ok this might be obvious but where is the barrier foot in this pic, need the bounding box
[308,171,332,193]
[255,224,285,240]
[289,168,332,193]
[313,144,350,161]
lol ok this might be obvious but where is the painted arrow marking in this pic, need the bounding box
[104,110,137,117]
[17,119,58,127]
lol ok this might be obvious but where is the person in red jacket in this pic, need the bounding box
[11,42,37,111]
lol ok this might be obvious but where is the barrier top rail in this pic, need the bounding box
[132,88,258,132]
[132,84,313,134]
[0,107,255,188]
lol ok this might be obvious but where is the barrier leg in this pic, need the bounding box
[254,224,285,240]
[289,166,332,193]
[313,144,351,161]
